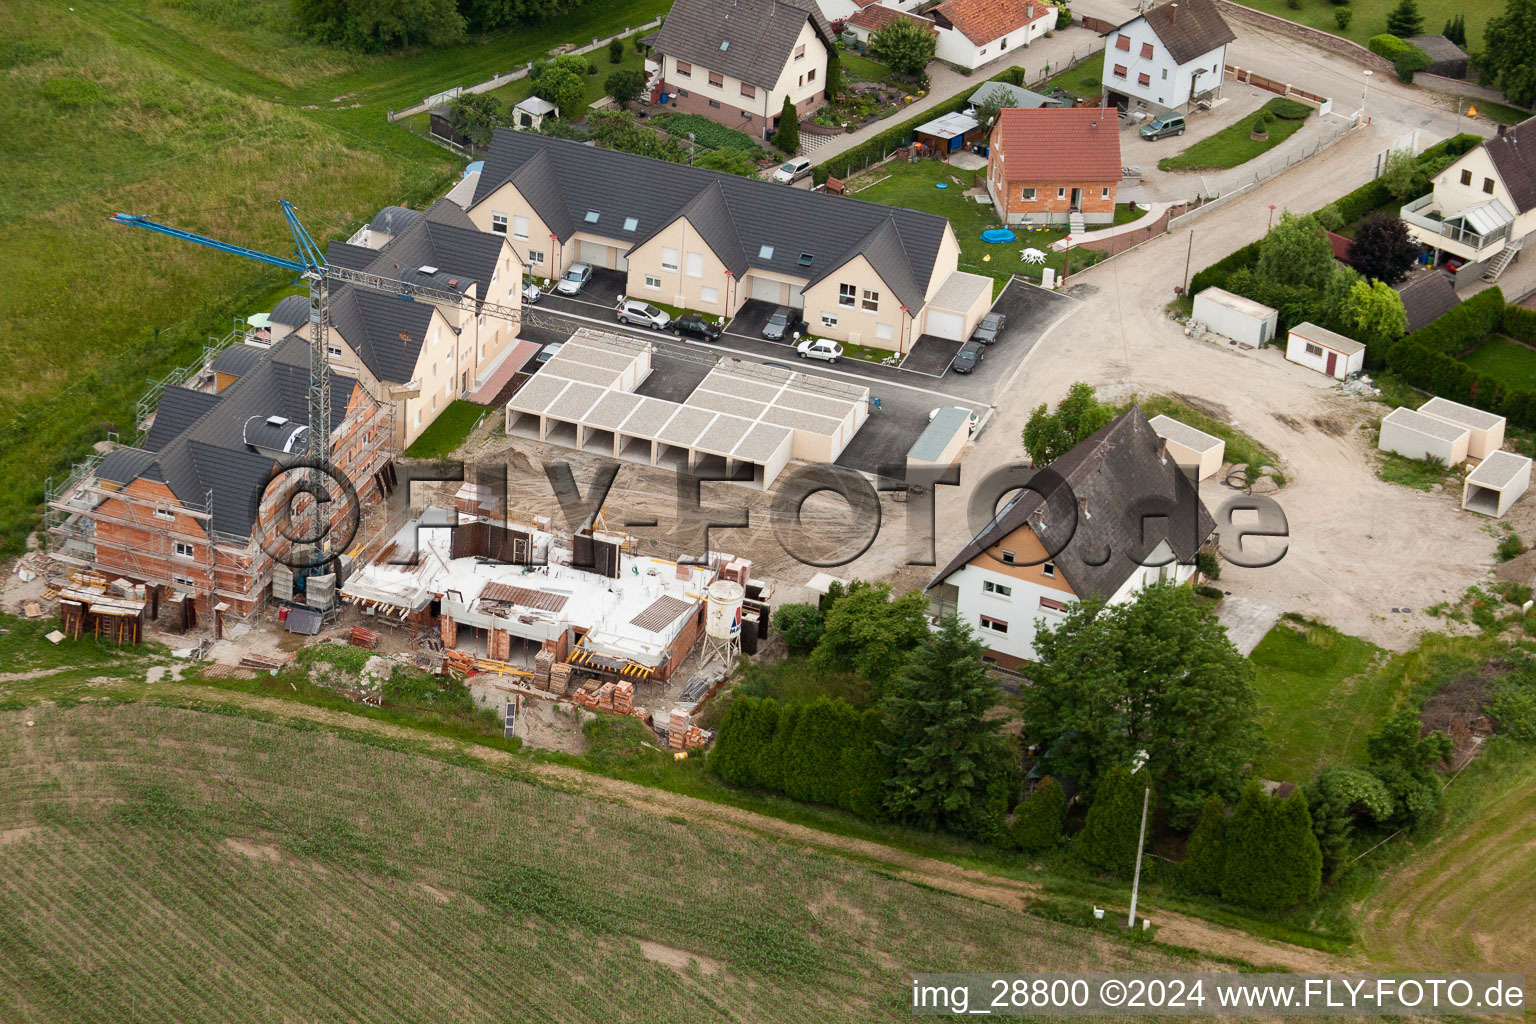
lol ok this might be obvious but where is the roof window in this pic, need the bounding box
[418,265,439,275]
[584,210,600,223]
[759,244,774,259]
[720,40,730,51]
[623,216,639,231]
[797,252,814,266]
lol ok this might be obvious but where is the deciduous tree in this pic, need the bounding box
[1256,211,1335,290]
[869,18,937,76]
[1345,277,1409,347]
[771,603,825,653]
[1022,582,1263,825]
[449,91,504,146]
[1482,0,1536,108]
[604,68,646,108]
[293,0,465,52]
[1021,381,1115,465]
[810,581,930,692]
[1348,213,1420,284]
[533,66,586,119]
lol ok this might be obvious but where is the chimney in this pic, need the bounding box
[1169,2,1178,22]
[1497,124,1509,137]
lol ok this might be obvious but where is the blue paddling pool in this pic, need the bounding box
[980,228,1016,244]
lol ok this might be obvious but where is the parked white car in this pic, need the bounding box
[523,279,542,305]
[617,298,671,331]
[556,263,592,296]
[771,157,814,184]
[796,337,842,363]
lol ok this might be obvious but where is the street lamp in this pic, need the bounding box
[1361,69,1373,124]
[1267,203,1277,230]
[1126,749,1151,930]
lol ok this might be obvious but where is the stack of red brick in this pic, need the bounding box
[572,680,640,717]
[612,681,633,714]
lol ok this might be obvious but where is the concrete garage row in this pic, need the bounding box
[1378,407,1470,465]
[1462,450,1533,518]
[506,329,870,488]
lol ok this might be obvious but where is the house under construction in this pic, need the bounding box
[340,486,766,688]
[46,334,396,620]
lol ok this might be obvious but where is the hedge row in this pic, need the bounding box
[812,65,1026,183]
[1398,286,1506,357]
[709,695,888,818]
[1383,288,1536,429]
[1188,239,1261,296]
[1367,33,1431,82]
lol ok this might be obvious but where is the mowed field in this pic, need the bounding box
[0,0,669,557]
[1361,738,1536,978]
[0,703,1203,1022]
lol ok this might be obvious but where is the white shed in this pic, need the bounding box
[1462,450,1532,517]
[1378,407,1470,465]
[1417,397,1506,461]
[1192,287,1278,347]
[1286,322,1366,379]
[1148,414,1226,480]
[513,96,558,130]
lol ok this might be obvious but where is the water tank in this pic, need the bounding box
[705,580,744,640]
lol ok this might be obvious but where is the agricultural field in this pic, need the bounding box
[0,703,1208,1022]
[0,0,670,559]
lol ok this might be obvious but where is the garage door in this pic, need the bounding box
[750,276,784,304]
[579,240,610,269]
[925,309,965,341]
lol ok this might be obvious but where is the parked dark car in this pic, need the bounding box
[672,313,723,341]
[762,306,808,341]
[971,311,1007,344]
[952,341,984,374]
[1139,113,1186,140]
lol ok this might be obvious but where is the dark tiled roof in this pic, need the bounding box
[369,205,423,235]
[1404,34,1468,61]
[928,408,1214,600]
[1135,0,1235,65]
[325,241,378,271]
[146,387,223,452]
[804,217,925,312]
[1483,117,1536,214]
[329,288,437,386]
[270,294,310,327]
[653,0,832,89]
[472,131,950,303]
[1395,271,1461,333]
[211,344,266,377]
[96,336,363,538]
[633,181,749,276]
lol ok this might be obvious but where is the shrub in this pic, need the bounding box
[1195,550,1221,580]
[1195,584,1225,600]
[1181,794,1228,895]
[1335,6,1353,29]
[1499,532,1524,562]
[1269,97,1312,120]
[1398,286,1505,357]
[1077,767,1151,876]
[771,603,825,653]
[1056,5,1072,28]
[1188,239,1262,295]
[608,37,623,63]
[1009,776,1068,851]
[1503,304,1536,345]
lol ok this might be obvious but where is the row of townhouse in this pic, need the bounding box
[466,129,995,350]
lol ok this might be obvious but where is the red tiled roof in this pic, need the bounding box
[1326,230,1351,262]
[933,0,1053,44]
[991,107,1122,182]
[850,4,936,32]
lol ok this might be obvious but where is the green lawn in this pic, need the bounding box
[0,0,670,558]
[1462,335,1536,390]
[849,160,1052,291]
[480,44,649,122]
[1248,618,1396,781]
[403,400,489,459]
[1157,97,1310,171]
[1469,100,1534,127]
[1232,0,1491,52]
[837,50,893,83]
[1047,50,1103,101]
[1376,450,1458,491]
[1114,203,1149,226]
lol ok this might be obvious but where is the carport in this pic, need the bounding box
[1462,450,1532,518]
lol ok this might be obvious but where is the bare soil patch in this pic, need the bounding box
[0,826,45,847]
[638,940,722,976]
[224,838,283,863]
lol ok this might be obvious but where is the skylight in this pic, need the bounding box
[720,40,730,51]
[624,216,639,231]
[759,245,774,259]
[584,210,600,223]
[797,252,814,266]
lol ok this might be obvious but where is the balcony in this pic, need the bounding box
[1400,194,1512,262]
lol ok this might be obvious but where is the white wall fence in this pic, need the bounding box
[387,17,663,122]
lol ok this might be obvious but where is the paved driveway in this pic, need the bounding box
[901,335,962,376]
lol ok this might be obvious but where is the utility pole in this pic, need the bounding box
[1127,749,1151,930]
[1182,230,1194,293]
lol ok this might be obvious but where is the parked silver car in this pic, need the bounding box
[617,298,672,330]
[556,263,593,296]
